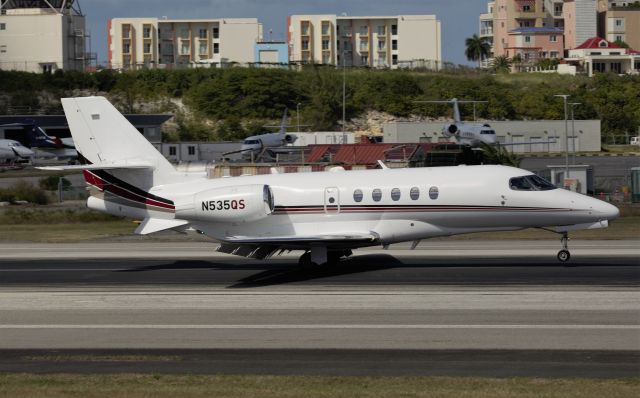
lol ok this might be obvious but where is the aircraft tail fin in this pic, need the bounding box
[61,96,176,188]
[279,107,288,134]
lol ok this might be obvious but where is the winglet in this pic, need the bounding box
[377,160,389,169]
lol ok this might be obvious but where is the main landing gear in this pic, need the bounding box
[298,248,352,267]
[557,232,571,263]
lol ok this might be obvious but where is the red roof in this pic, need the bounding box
[576,37,620,49]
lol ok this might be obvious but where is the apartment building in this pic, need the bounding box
[598,0,640,50]
[479,0,604,68]
[108,17,262,69]
[0,0,88,73]
[287,14,441,69]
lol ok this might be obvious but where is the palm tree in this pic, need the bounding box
[465,34,491,68]
[491,55,512,73]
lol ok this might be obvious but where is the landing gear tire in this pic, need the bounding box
[298,252,317,268]
[557,249,570,263]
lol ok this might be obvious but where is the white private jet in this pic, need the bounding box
[40,97,619,265]
[0,139,34,163]
[239,108,298,161]
[417,98,497,146]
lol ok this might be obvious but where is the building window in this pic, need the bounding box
[359,25,368,36]
[301,21,310,36]
[169,146,177,156]
[322,39,330,50]
[550,51,558,58]
[392,40,398,50]
[143,43,151,53]
[378,40,385,50]
[143,26,151,38]
[199,42,207,54]
[391,188,401,201]
[181,43,189,55]
[188,146,196,156]
[377,25,386,36]
[123,43,131,54]
[199,29,207,39]
[359,40,368,51]
[392,54,398,65]
[301,39,309,51]
[550,35,557,42]
[361,55,368,64]
[212,27,219,39]
[615,18,623,27]
[377,54,385,66]
[0,45,6,53]
[372,188,382,202]
[524,36,531,43]
[410,187,420,200]
[180,28,189,38]
[523,5,531,12]
[213,42,219,54]
[391,24,397,35]
[593,62,605,73]
[0,23,5,30]
[353,189,363,202]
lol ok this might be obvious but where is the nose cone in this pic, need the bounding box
[592,198,620,221]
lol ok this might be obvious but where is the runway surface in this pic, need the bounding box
[0,241,638,377]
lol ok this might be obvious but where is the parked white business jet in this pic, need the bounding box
[416,98,498,146]
[0,139,34,163]
[239,108,298,160]
[41,97,619,265]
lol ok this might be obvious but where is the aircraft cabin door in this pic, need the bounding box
[324,187,340,214]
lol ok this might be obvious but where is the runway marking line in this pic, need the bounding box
[1,324,638,330]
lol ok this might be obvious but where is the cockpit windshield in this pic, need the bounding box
[243,139,260,145]
[509,175,557,191]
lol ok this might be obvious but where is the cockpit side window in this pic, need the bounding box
[509,175,556,191]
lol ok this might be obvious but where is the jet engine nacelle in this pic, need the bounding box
[284,134,297,144]
[442,123,459,138]
[176,184,274,223]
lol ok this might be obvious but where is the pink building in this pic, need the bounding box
[505,27,565,64]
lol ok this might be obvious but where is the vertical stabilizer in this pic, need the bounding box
[62,96,176,187]
[450,98,461,123]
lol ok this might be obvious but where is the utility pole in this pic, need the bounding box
[342,50,346,144]
[569,102,580,166]
[554,94,570,181]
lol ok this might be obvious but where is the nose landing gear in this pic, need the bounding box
[557,232,571,262]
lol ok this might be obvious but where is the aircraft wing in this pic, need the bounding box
[217,232,380,259]
[225,232,379,245]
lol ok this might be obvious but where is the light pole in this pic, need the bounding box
[554,94,570,180]
[569,102,580,166]
[342,50,346,144]
[296,102,301,133]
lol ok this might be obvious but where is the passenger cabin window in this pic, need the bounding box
[481,130,495,135]
[391,188,401,201]
[410,187,420,200]
[353,189,363,202]
[509,175,556,191]
[372,189,382,202]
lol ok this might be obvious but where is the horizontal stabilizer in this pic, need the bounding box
[134,218,190,235]
[37,162,154,171]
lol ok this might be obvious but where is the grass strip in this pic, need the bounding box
[0,374,638,398]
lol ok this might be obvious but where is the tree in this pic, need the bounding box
[465,34,492,68]
[490,55,512,73]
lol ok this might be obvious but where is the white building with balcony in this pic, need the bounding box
[109,17,262,69]
[287,14,441,69]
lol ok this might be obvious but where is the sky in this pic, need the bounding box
[79,0,489,66]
